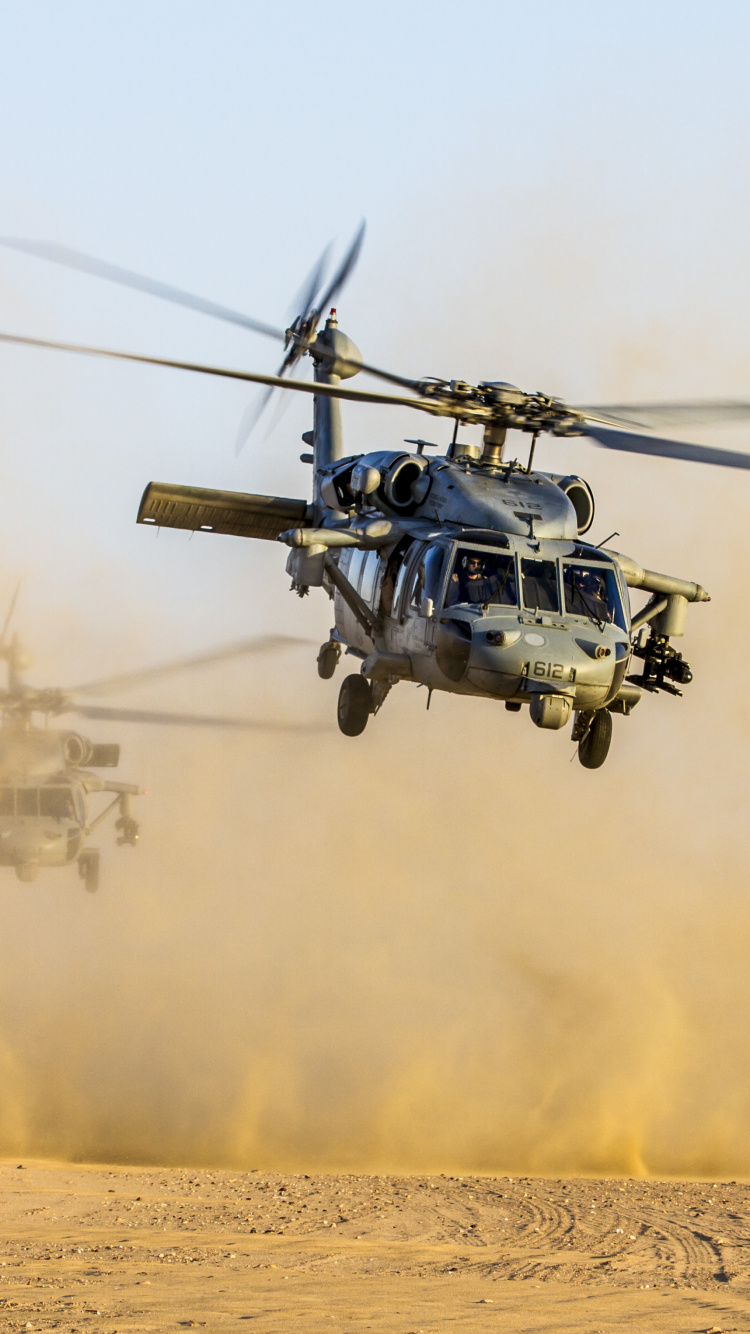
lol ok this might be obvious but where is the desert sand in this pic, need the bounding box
[0,1160,747,1332]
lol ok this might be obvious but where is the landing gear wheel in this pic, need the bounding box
[78,848,100,893]
[317,640,341,680]
[578,709,612,769]
[337,674,372,736]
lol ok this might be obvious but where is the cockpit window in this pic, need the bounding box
[521,558,560,613]
[17,789,38,817]
[563,563,627,630]
[40,787,76,820]
[446,549,518,608]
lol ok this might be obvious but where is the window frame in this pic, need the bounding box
[394,541,428,622]
[561,559,628,631]
[358,549,381,608]
[444,542,521,611]
[520,555,562,615]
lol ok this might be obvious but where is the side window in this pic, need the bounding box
[380,537,413,619]
[0,789,13,816]
[408,544,446,612]
[409,561,425,613]
[347,549,366,594]
[337,548,354,583]
[359,550,380,606]
[423,545,447,605]
[393,543,421,620]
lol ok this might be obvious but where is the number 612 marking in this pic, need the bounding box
[533,661,563,679]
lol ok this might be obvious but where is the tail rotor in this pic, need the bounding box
[235,221,366,452]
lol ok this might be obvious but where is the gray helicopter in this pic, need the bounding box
[0,598,313,888]
[2,230,750,767]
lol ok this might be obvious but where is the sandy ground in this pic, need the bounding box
[0,1161,748,1333]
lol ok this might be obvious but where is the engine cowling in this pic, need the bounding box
[320,450,431,516]
[61,734,121,768]
[61,732,91,767]
[549,474,595,535]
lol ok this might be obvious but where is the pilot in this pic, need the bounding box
[573,568,611,622]
[448,553,500,605]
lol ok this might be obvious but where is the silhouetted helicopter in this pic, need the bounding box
[2,229,749,768]
[0,590,312,887]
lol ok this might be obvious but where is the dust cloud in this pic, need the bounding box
[0,190,748,1181]
[0,581,746,1183]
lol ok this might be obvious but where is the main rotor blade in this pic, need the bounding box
[0,234,444,397]
[584,424,750,469]
[71,634,311,697]
[314,220,366,317]
[74,704,328,731]
[0,330,441,413]
[579,400,750,430]
[0,238,286,342]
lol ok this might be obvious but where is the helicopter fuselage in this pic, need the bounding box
[331,529,633,727]
[0,776,86,874]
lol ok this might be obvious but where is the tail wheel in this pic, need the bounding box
[337,674,372,736]
[78,848,100,893]
[578,709,613,769]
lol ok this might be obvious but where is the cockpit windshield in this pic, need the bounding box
[40,787,77,820]
[0,786,77,819]
[446,549,518,608]
[521,558,560,613]
[563,563,627,630]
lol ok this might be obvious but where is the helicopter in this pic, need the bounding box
[0,591,315,888]
[2,229,750,768]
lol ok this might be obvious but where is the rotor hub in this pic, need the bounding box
[310,312,363,381]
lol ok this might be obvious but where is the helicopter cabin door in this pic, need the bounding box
[333,547,384,653]
[391,542,445,657]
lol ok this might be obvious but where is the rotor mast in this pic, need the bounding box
[310,309,363,521]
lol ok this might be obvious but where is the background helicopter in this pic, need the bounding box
[0,590,314,888]
[2,231,750,768]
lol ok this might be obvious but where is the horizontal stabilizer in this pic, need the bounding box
[137,482,309,540]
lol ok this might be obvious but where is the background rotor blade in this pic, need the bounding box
[579,400,750,430]
[0,238,286,342]
[74,704,328,731]
[584,424,750,468]
[0,580,22,646]
[70,635,312,697]
[314,220,366,316]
